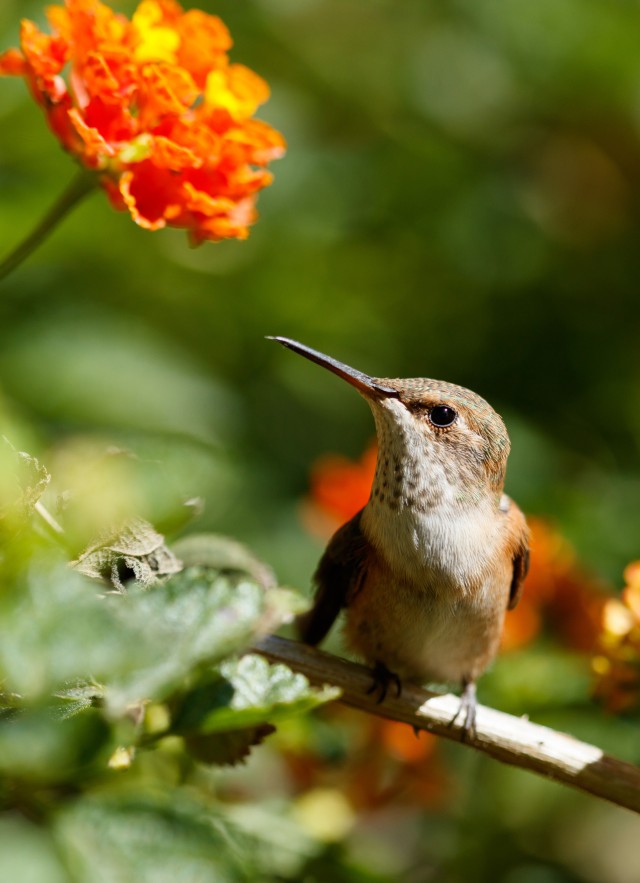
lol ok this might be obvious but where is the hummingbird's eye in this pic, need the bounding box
[429,405,457,428]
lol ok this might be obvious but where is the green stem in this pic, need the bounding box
[0,167,98,282]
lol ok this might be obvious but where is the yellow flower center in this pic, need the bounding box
[205,65,269,121]
[132,1,180,64]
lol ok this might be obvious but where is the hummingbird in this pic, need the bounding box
[269,336,529,737]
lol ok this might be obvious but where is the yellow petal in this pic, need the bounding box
[132,1,180,63]
[205,64,269,121]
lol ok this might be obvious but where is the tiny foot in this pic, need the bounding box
[365,661,402,704]
[448,680,477,742]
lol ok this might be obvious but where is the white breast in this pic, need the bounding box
[362,496,502,591]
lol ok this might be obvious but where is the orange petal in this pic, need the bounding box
[150,135,202,170]
[117,168,167,230]
[19,19,69,79]
[137,61,198,121]
[182,181,234,215]
[176,10,231,87]
[82,51,121,99]
[189,200,256,244]
[0,48,27,76]
[68,107,118,160]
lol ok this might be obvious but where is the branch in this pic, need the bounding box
[254,635,640,815]
[0,168,96,282]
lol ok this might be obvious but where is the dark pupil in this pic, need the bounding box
[430,405,457,427]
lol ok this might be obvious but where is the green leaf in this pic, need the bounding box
[224,802,321,879]
[184,724,276,766]
[0,559,303,713]
[0,705,110,783]
[173,655,340,736]
[0,561,149,700]
[73,517,182,591]
[55,682,105,720]
[104,569,277,713]
[54,792,253,883]
[0,818,68,883]
[0,439,50,530]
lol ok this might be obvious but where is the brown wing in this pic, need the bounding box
[296,508,370,646]
[498,494,530,611]
[507,518,530,610]
[508,543,530,610]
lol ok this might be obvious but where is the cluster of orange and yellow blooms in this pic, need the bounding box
[593,563,640,712]
[302,439,640,713]
[0,0,285,243]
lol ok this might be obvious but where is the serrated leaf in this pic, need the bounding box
[0,440,51,533]
[0,557,301,715]
[73,517,182,591]
[185,724,276,766]
[55,682,105,720]
[174,655,339,736]
[0,561,151,699]
[104,569,271,713]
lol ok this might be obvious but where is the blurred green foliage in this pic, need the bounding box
[3,0,640,880]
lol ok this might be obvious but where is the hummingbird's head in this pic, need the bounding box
[268,337,510,501]
[369,375,510,498]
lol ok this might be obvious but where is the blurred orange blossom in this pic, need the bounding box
[277,706,448,811]
[593,562,640,712]
[0,0,285,243]
[303,441,608,655]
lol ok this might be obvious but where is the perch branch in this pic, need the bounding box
[0,168,97,282]
[254,635,640,815]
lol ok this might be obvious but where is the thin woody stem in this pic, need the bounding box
[34,500,65,538]
[254,635,640,816]
[0,167,97,282]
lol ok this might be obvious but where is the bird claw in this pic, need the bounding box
[448,680,477,742]
[366,661,402,704]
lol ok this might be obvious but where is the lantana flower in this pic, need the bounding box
[593,562,640,712]
[0,0,285,244]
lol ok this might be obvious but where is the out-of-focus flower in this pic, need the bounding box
[304,442,608,656]
[501,517,606,654]
[292,788,355,842]
[593,562,640,712]
[344,715,447,809]
[301,442,376,538]
[0,0,285,243]
[276,706,449,811]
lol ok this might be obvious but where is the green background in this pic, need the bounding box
[2,1,640,881]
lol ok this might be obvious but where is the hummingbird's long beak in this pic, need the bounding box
[267,337,399,399]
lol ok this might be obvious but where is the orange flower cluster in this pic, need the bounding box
[304,441,607,655]
[0,0,285,242]
[593,562,640,712]
[302,442,377,538]
[279,706,448,811]
[501,517,606,653]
